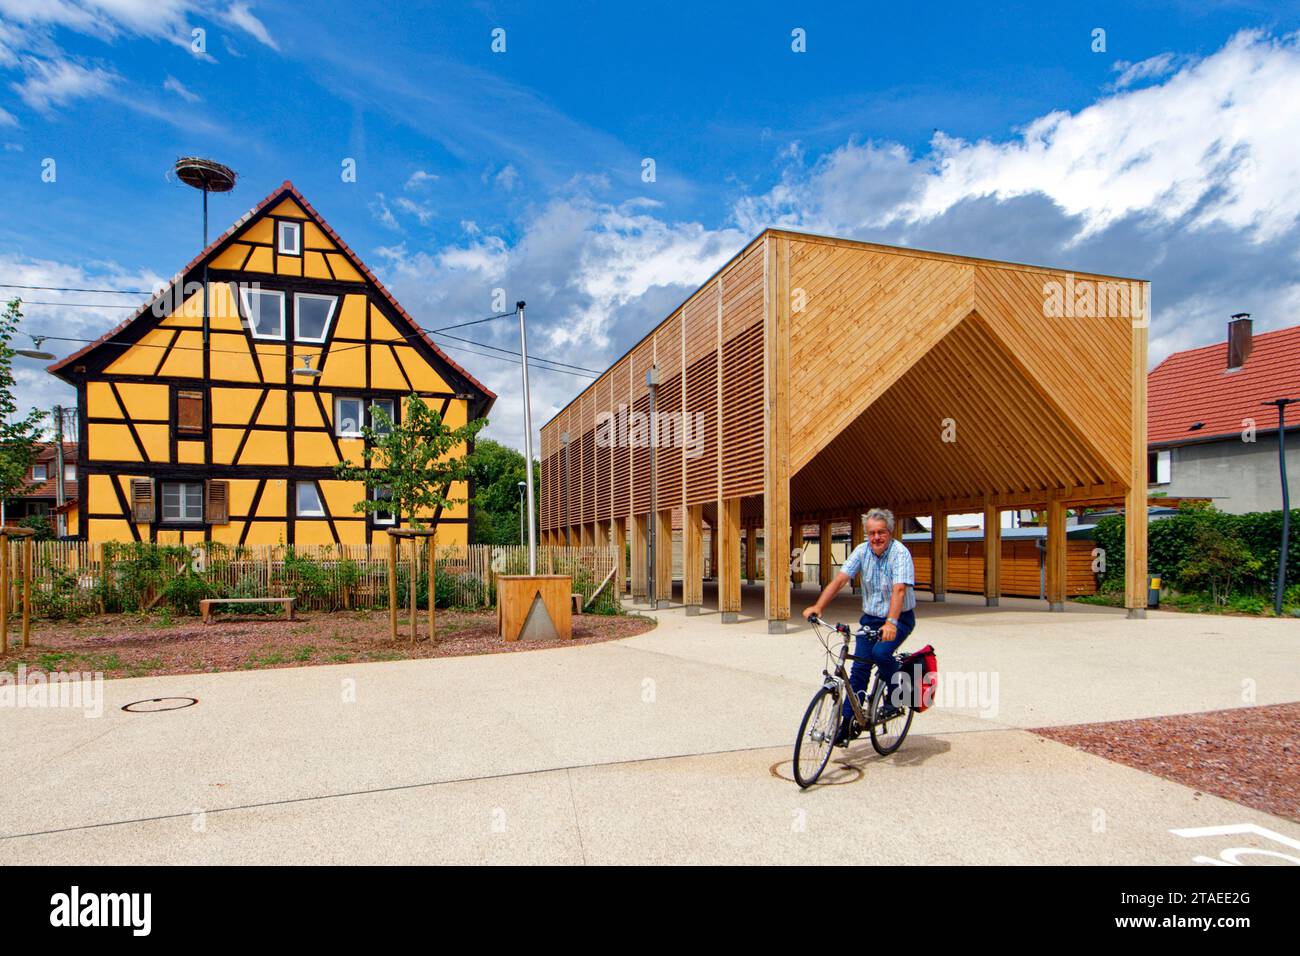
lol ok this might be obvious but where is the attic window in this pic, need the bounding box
[239,287,285,340]
[294,293,337,343]
[32,464,47,481]
[278,221,301,256]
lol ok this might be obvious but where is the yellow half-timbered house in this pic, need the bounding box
[49,181,495,547]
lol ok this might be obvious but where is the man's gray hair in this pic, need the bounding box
[864,508,895,532]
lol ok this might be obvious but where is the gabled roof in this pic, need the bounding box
[1148,325,1300,445]
[47,181,495,408]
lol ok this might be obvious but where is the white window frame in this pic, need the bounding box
[372,486,395,526]
[296,481,325,517]
[239,286,286,341]
[370,398,396,435]
[294,292,337,344]
[32,463,47,481]
[64,463,76,481]
[1154,449,1172,485]
[335,397,365,438]
[278,220,301,256]
[161,481,204,523]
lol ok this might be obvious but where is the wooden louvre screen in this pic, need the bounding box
[177,389,204,434]
[129,479,154,522]
[205,480,230,524]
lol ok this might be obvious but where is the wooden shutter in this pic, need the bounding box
[177,389,204,434]
[130,479,155,522]
[205,480,229,524]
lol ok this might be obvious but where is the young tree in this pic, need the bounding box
[333,392,485,528]
[0,299,47,516]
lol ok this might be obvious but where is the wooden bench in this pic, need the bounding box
[200,597,295,625]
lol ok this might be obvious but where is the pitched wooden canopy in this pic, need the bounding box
[540,229,1150,626]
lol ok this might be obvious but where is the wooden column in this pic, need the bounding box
[818,519,832,591]
[22,537,32,648]
[1126,283,1150,618]
[0,533,8,656]
[408,537,418,642]
[762,234,791,632]
[707,524,718,579]
[983,500,1001,607]
[1046,496,1067,611]
[387,532,398,640]
[745,525,757,585]
[850,512,864,593]
[654,508,673,607]
[631,514,648,601]
[612,517,627,596]
[931,512,948,602]
[684,504,704,613]
[426,534,436,642]
[718,496,742,621]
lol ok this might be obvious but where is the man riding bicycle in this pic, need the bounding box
[803,507,916,745]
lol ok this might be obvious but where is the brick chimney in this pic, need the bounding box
[1227,313,1253,370]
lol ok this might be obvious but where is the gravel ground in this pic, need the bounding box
[2,608,656,679]
[1033,703,1299,823]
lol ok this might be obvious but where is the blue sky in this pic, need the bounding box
[3,1,1300,450]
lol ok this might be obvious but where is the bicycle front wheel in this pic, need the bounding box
[867,679,914,756]
[793,686,842,788]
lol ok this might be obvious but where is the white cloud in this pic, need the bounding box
[220,2,278,51]
[741,30,1300,244]
[163,74,199,102]
[368,193,401,232]
[405,169,437,190]
[0,105,16,126]
[11,56,117,111]
[394,196,435,225]
[495,164,518,193]
[1111,52,1183,89]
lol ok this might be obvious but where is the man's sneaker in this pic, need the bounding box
[877,704,904,723]
[834,717,857,747]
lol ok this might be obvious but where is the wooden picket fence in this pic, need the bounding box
[1,540,622,620]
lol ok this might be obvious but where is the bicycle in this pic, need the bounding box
[792,614,917,788]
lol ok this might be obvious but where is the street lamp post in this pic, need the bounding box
[516,302,537,575]
[1263,398,1297,615]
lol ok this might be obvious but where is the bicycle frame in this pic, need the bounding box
[811,618,880,728]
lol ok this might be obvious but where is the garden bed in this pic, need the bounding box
[2,608,655,679]
[1033,703,1299,823]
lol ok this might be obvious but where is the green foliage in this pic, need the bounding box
[468,438,540,545]
[0,299,47,508]
[19,513,54,540]
[161,568,212,615]
[334,393,486,528]
[1094,503,1288,612]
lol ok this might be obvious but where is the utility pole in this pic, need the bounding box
[1263,398,1296,615]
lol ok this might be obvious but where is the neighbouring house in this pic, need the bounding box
[3,441,79,536]
[47,181,494,546]
[1148,316,1299,513]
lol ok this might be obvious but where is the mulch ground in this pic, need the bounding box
[1033,703,1300,823]
[1,608,656,679]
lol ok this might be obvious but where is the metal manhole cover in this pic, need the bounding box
[121,697,198,713]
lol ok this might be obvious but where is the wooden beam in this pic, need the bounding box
[850,512,864,593]
[819,519,832,591]
[1126,285,1150,618]
[1046,495,1067,610]
[763,237,792,630]
[931,511,948,602]
[983,499,1001,607]
[654,508,673,607]
[612,517,627,595]
[718,496,742,620]
[684,504,704,611]
[745,525,757,584]
[631,514,648,601]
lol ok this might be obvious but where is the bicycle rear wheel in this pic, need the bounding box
[793,686,842,788]
[867,678,914,756]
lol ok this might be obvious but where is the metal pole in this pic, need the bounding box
[202,187,210,354]
[1268,400,1294,615]
[53,405,66,538]
[517,302,537,576]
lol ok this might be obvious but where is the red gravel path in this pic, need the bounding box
[1033,703,1300,823]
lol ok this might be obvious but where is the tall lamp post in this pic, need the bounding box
[516,301,537,575]
[1263,397,1297,615]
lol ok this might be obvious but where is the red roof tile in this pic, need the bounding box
[1148,325,1300,444]
[48,181,495,406]
[17,442,78,500]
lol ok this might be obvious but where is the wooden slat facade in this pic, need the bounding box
[539,229,1149,626]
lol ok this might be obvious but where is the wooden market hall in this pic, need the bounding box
[538,230,1149,631]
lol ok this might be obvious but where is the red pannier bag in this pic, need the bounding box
[898,645,938,712]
